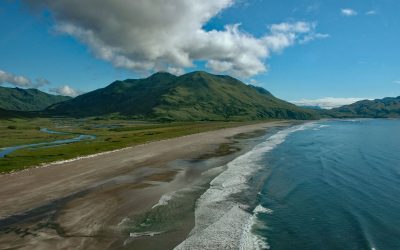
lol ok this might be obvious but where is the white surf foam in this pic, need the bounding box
[152,191,177,209]
[123,230,164,246]
[240,205,273,250]
[253,204,273,215]
[129,231,163,238]
[174,123,315,250]
[313,124,330,130]
[117,217,131,227]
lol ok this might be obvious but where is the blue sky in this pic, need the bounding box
[0,0,399,108]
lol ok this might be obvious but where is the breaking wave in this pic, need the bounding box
[174,123,315,250]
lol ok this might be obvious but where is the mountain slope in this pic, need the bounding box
[327,96,400,118]
[47,72,178,117]
[47,71,318,120]
[0,86,71,111]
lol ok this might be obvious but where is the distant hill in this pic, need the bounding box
[0,86,71,111]
[300,106,323,110]
[47,71,318,121]
[326,96,400,118]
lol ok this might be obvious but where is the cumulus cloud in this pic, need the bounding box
[0,69,50,88]
[0,70,31,87]
[50,85,81,97]
[366,10,377,15]
[24,0,327,78]
[292,97,368,109]
[341,8,358,16]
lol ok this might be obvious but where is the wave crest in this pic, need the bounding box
[175,123,314,249]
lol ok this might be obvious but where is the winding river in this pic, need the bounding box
[0,128,96,158]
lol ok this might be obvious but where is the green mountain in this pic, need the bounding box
[0,86,71,111]
[47,71,317,121]
[326,96,400,118]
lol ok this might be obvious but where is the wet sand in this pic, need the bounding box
[0,121,293,249]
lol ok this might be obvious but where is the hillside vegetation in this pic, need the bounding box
[0,86,70,111]
[47,71,317,120]
[325,96,400,118]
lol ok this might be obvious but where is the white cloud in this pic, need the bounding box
[166,67,185,76]
[341,8,358,16]
[24,0,327,78]
[292,97,368,109]
[366,10,377,15]
[50,85,81,97]
[300,32,330,44]
[0,69,50,88]
[0,70,31,87]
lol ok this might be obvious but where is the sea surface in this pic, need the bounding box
[176,119,400,249]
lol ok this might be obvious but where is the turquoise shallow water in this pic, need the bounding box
[255,119,400,249]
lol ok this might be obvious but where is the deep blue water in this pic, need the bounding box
[256,119,400,250]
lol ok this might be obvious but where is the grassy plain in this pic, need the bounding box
[0,117,257,173]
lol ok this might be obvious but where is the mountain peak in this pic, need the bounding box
[184,71,212,77]
[179,71,220,82]
[148,71,177,79]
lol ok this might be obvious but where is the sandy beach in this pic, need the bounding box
[0,121,293,250]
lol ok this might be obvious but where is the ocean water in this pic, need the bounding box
[176,119,400,249]
[255,119,400,250]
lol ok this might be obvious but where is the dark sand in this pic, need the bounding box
[0,121,293,249]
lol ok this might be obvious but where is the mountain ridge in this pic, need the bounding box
[324,96,400,118]
[46,71,318,121]
[0,86,71,111]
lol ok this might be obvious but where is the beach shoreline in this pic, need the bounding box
[0,120,297,249]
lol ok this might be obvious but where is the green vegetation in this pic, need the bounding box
[0,117,260,173]
[322,96,400,118]
[0,86,70,111]
[0,107,39,119]
[0,118,74,148]
[46,71,318,120]
[0,71,319,173]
